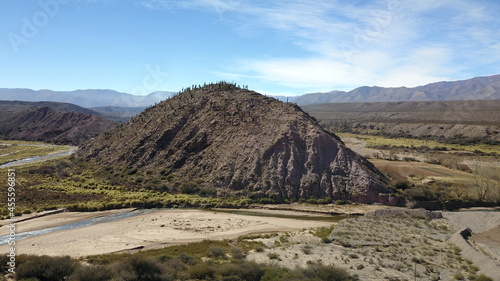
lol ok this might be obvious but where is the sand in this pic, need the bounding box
[0,208,334,257]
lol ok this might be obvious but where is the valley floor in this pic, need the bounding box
[1,206,499,280]
[0,208,334,257]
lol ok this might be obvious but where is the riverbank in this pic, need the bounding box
[0,208,340,257]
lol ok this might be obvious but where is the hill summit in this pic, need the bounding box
[80,82,389,203]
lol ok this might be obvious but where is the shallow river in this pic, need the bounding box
[0,208,347,245]
[0,209,154,245]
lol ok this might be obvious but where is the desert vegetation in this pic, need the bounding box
[245,215,495,281]
[0,239,359,281]
[0,156,259,218]
[339,133,499,155]
[0,83,498,280]
[301,98,500,208]
[333,133,500,206]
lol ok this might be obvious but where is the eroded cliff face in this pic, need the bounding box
[80,83,389,203]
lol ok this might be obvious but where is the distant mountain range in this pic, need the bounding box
[0,89,174,107]
[90,106,146,123]
[0,74,498,108]
[294,74,500,105]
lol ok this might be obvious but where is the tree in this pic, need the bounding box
[470,166,498,202]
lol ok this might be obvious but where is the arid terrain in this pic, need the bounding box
[1,205,498,280]
[0,208,334,257]
[302,100,500,145]
[0,83,498,280]
[245,208,500,280]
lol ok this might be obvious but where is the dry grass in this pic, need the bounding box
[0,141,73,165]
[245,216,490,281]
[338,133,500,155]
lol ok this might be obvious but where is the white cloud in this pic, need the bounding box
[140,0,500,90]
[239,46,453,90]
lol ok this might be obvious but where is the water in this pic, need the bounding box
[0,208,350,245]
[0,209,155,245]
[0,150,76,168]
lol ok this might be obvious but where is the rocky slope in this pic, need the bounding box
[0,103,116,144]
[79,82,390,203]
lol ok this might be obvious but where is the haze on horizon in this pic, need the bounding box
[1,0,499,96]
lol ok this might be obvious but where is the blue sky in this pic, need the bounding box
[1,0,499,96]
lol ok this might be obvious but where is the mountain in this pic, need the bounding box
[79,82,391,204]
[90,106,146,123]
[294,74,500,105]
[0,101,116,144]
[292,90,348,105]
[3,74,498,108]
[0,100,99,115]
[0,88,174,107]
[302,100,500,145]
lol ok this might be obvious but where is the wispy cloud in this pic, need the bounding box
[140,0,500,91]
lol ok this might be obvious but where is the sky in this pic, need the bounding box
[1,0,499,96]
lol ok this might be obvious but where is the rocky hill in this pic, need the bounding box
[0,101,116,144]
[79,82,390,203]
[295,74,500,105]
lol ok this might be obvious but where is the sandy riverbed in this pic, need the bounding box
[0,208,336,257]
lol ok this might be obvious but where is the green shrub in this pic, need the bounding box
[207,246,227,260]
[178,253,196,265]
[17,255,75,281]
[475,274,494,281]
[235,262,264,281]
[258,198,275,204]
[313,225,335,240]
[217,263,241,279]
[255,245,265,252]
[230,247,246,259]
[198,187,217,197]
[302,245,313,255]
[68,265,112,281]
[179,182,199,194]
[334,200,351,205]
[395,181,410,190]
[300,264,356,281]
[267,253,280,260]
[188,263,215,280]
[217,262,264,281]
[260,267,287,281]
[114,255,166,281]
